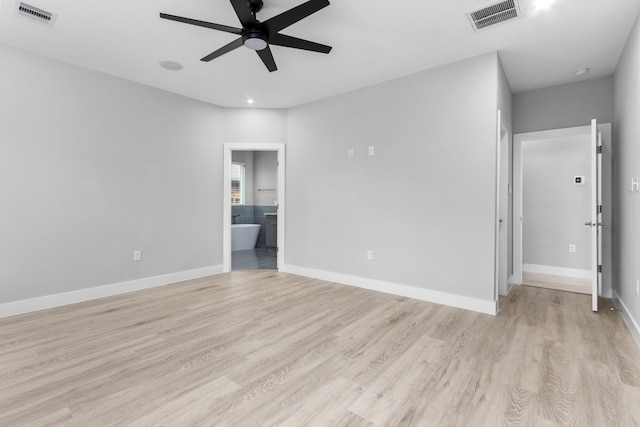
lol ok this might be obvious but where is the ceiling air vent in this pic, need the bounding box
[467,0,521,31]
[17,2,56,25]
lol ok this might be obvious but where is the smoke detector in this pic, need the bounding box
[16,2,57,26]
[467,0,522,31]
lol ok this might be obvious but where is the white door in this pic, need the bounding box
[588,119,603,311]
[495,111,510,298]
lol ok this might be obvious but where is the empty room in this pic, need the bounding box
[1,0,640,425]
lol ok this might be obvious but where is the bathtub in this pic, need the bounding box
[231,224,261,251]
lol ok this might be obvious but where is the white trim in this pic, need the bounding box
[590,119,599,311]
[281,264,497,315]
[495,110,510,297]
[223,143,285,272]
[523,263,592,279]
[0,265,223,319]
[513,134,523,284]
[613,290,640,351]
[494,109,501,301]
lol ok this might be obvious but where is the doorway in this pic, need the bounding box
[513,123,612,306]
[223,143,285,272]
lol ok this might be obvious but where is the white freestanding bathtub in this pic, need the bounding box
[231,224,261,251]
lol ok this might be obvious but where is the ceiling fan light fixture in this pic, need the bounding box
[243,32,268,51]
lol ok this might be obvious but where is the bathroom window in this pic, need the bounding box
[231,162,245,205]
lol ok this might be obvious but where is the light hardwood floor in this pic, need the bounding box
[523,272,591,295]
[1,271,639,426]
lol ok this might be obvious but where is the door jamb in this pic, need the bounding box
[495,110,511,301]
[223,143,285,272]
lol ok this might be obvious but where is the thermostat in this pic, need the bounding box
[574,176,585,185]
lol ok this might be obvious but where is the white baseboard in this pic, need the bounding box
[0,265,224,319]
[613,290,640,351]
[280,264,497,315]
[523,264,591,279]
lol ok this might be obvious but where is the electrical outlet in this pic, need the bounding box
[568,244,576,253]
[632,177,639,192]
[367,250,373,260]
[368,146,374,156]
[348,148,354,158]
[133,250,142,261]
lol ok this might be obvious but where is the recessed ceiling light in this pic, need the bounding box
[247,98,255,105]
[575,67,590,76]
[534,0,554,10]
[159,60,183,71]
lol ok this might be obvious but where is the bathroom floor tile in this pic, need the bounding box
[232,247,277,270]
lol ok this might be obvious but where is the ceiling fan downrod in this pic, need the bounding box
[248,0,263,17]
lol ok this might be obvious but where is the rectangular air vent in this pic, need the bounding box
[467,0,521,31]
[17,2,56,25]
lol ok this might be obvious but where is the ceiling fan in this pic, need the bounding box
[160,0,332,72]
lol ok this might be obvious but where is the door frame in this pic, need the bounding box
[494,110,512,301]
[513,125,597,286]
[223,143,285,272]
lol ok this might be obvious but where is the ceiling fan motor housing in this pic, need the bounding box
[242,26,268,50]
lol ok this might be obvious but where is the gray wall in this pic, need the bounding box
[224,108,287,143]
[253,151,278,206]
[0,43,225,303]
[523,135,591,270]
[613,11,640,335]
[513,76,614,134]
[286,53,502,302]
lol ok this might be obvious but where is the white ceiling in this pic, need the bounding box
[1,0,638,108]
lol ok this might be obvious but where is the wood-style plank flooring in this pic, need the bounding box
[1,271,639,426]
[523,272,591,295]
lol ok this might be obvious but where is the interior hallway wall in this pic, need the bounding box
[513,76,614,134]
[286,52,504,306]
[522,136,591,271]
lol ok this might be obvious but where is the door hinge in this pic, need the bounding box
[597,146,603,154]
[598,205,603,214]
[598,265,602,273]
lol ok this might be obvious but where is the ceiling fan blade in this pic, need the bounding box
[257,46,278,72]
[264,0,330,33]
[201,37,244,62]
[269,33,331,54]
[160,13,243,35]
[230,0,259,27]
